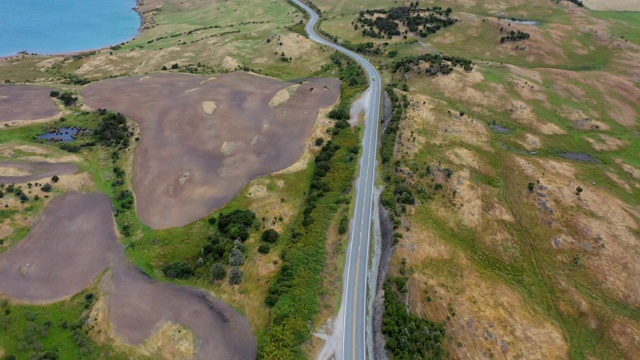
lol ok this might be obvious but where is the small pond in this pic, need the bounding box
[498,17,541,26]
[490,124,511,134]
[38,127,90,142]
[559,152,598,163]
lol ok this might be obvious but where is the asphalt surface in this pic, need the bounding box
[290,1,382,358]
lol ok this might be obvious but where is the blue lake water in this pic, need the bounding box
[0,0,139,56]
[39,127,83,142]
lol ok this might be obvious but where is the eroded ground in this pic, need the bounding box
[0,191,257,359]
[0,192,120,302]
[0,85,60,125]
[0,161,78,183]
[82,72,340,228]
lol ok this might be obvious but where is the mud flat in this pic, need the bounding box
[0,161,78,183]
[0,192,257,358]
[106,261,256,360]
[0,192,120,302]
[0,84,60,124]
[83,72,340,228]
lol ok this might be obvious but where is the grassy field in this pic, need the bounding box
[305,0,640,358]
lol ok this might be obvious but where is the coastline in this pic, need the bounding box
[0,0,145,62]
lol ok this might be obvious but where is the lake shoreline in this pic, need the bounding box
[0,0,144,60]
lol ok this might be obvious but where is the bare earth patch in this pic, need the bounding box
[0,193,120,302]
[82,72,340,229]
[0,84,60,124]
[0,191,257,358]
[396,225,569,359]
[201,101,217,115]
[105,261,257,360]
[0,161,78,184]
[581,0,640,11]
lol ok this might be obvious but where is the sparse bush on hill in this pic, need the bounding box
[328,108,350,120]
[229,266,243,285]
[229,247,245,266]
[211,263,227,281]
[393,53,473,75]
[261,229,280,243]
[355,5,456,39]
[218,209,256,238]
[258,244,271,254]
[162,261,194,279]
[58,92,77,106]
[41,183,52,192]
[500,29,530,43]
[383,260,446,358]
[93,112,130,148]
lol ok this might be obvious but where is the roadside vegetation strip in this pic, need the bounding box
[378,85,448,357]
[260,56,365,359]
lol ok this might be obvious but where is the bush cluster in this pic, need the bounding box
[392,53,473,75]
[355,4,456,39]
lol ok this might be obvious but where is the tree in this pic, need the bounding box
[51,175,59,183]
[258,244,271,254]
[41,183,53,192]
[229,266,243,285]
[229,247,245,266]
[49,91,60,98]
[528,182,535,192]
[576,186,583,195]
[261,229,280,243]
[162,261,194,279]
[315,138,324,146]
[211,263,227,281]
[328,108,350,120]
[171,63,179,69]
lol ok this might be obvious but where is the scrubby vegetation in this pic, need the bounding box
[260,54,363,358]
[354,4,456,39]
[499,29,531,43]
[0,292,130,359]
[392,53,473,76]
[383,261,446,358]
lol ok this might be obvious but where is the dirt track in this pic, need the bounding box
[0,192,257,358]
[82,72,340,228]
[0,192,121,302]
[0,161,78,183]
[0,84,60,123]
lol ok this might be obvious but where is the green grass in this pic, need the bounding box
[590,11,640,45]
[0,290,140,360]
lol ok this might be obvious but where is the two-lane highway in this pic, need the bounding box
[290,1,382,359]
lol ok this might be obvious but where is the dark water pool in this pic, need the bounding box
[559,152,598,163]
[38,127,89,142]
[490,124,511,134]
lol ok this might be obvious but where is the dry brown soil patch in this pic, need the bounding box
[82,72,340,229]
[105,261,256,360]
[0,192,120,302]
[0,192,256,358]
[0,84,60,124]
[0,161,78,184]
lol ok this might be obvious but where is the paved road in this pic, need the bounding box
[290,1,382,359]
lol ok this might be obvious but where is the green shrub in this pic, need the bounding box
[261,229,280,243]
[229,266,243,285]
[258,244,271,254]
[211,263,227,281]
[162,261,194,279]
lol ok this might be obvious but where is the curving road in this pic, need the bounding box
[290,1,382,359]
